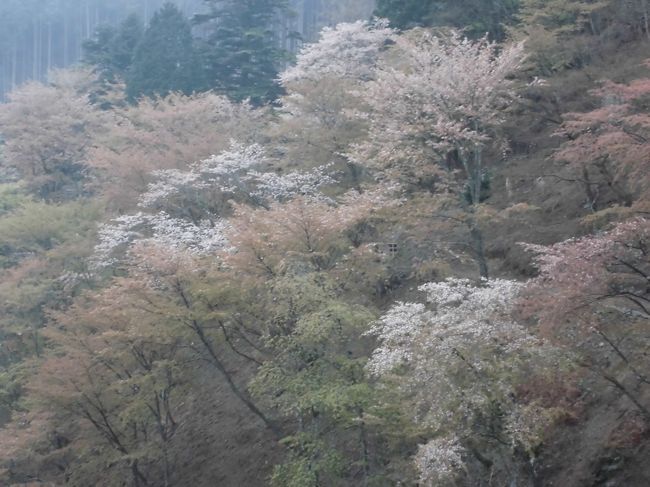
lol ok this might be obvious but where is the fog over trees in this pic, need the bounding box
[0,0,375,98]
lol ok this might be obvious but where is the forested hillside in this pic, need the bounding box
[2,0,650,486]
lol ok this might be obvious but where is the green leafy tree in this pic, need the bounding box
[514,0,611,74]
[249,275,378,487]
[127,3,200,101]
[194,0,290,104]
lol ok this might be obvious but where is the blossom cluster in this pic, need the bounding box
[366,278,549,480]
[245,164,335,202]
[366,278,527,377]
[521,217,650,336]
[138,142,266,208]
[280,19,396,85]
[91,211,230,269]
[138,141,336,209]
[93,142,339,269]
[414,436,466,486]
[351,29,525,179]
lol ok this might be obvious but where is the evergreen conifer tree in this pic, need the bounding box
[111,14,145,73]
[374,0,436,30]
[375,0,520,40]
[83,14,144,82]
[126,3,200,101]
[194,0,290,105]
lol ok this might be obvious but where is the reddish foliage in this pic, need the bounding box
[606,414,649,448]
[225,190,390,277]
[515,371,585,422]
[520,218,650,340]
[88,92,265,209]
[555,74,650,209]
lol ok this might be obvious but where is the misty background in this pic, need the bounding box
[0,0,376,98]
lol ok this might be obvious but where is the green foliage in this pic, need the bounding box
[0,199,99,374]
[249,275,379,484]
[0,184,29,216]
[518,0,608,33]
[127,3,201,101]
[0,367,24,409]
[0,200,99,266]
[514,0,609,74]
[194,0,290,104]
[272,433,345,487]
[512,0,650,75]
[251,276,375,415]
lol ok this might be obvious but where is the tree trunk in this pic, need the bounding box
[358,408,370,487]
[469,216,489,279]
[11,42,17,91]
[598,369,650,422]
[47,22,52,73]
[642,0,650,41]
[162,446,171,487]
[131,460,148,487]
[85,0,91,41]
[63,13,69,66]
[581,165,599,212]
[473,145,483,206]
[191,320,280,436]
[32,18,39,80]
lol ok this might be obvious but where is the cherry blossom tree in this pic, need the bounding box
[352,30,525,201]
[280,20,396,86]
[137,142,336,211]
[522,218,650,335]
[18,279,186,486]
[225,188,392,277]
[367,278,556,483]
[350,30,525,278]
[522,217,650,420]
[91,211,231,270]
[414,436,466,487]
[0,69,110,200]
[137,142,267,213]
[91,142,338,270]
[554,76,650,211]
[272,20,396,182]
[88,92,267,208]
[245,164,335,203]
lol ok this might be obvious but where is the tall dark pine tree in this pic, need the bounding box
[111,14,145,73]
[127,3,200,101]
[374,0,436,30]
[84,13,144,82]
[375,0,520,40]
[83,25,119,74]
[194,0,289,105]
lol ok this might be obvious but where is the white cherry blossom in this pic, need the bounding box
[280,19,396,85]
[414,436,466,486]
